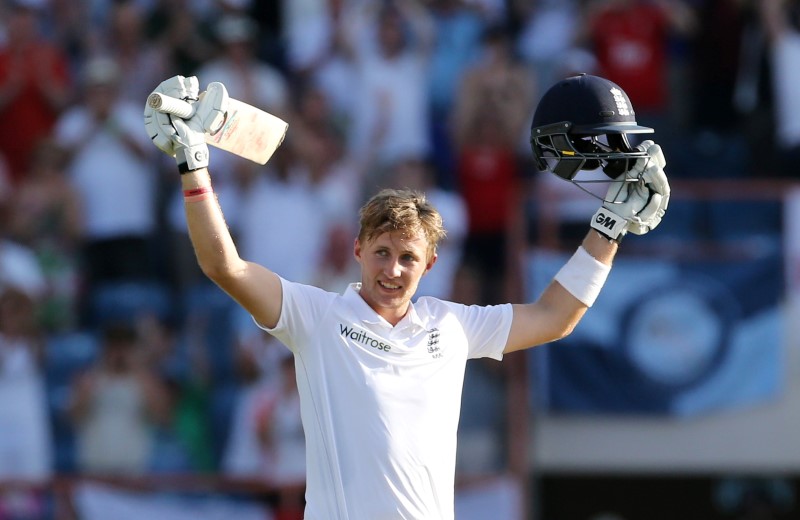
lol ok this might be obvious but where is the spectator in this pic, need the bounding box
[452,23,535,153]
[68,321,171,475]
[280,0,335,77]
[307,1,358,134]
[0,237,52,518]
[233,159,335,287]
[451,23,532,305]
[0,0,72,184]
[144,0,216,75]
[0,288,51,518]
[194,12,290,188]
[284,83,362,292]
[759,0,800,178]
[453,102,527,306]
[689,0,752,134]
[222,336,305,519]
[0,241,51,478]
[195,12,289,115]
[448,40,530,469]
[286,81,361,214]
[426,0,486,189]
[7,138,83,332]
[222,332,293,478]
[236,95,358,290]
[96,0,171,104]
[257,349,305,520]
[578,0,697,133]
[46,0,95,74]
[54,56,157,317]
[137,314,215,474]
[514,0,583,98]
[342,0,435,188]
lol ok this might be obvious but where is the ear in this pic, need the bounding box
[353,238,362,263]
[424,253,438,274]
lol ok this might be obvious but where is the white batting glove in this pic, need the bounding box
[143,76,228,173]
[172,116,209,172]
[590,140,670,242]
[144,76,199,156]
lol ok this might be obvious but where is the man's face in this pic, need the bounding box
[354,230,436,325]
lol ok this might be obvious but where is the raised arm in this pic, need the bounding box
[505,230,615,353]
[143,76,283,328]
[505,141,670,353]
[180,168,283,328]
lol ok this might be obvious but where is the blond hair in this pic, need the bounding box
[358,188,446,260]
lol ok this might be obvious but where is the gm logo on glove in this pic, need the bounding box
[595,211,618,230]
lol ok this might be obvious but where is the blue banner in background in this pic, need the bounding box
[526,248,785,416]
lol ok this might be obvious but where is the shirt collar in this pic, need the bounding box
[343,283,426,332]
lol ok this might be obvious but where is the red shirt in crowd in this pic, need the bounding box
[457,144,519,234]
[588,2,671,112]
[0,43,71,184]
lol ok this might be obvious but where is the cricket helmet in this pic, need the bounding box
[530,73,654,183]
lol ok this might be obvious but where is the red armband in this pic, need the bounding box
[183,186,213,202]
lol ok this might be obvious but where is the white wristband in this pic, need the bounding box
[554,246,611,307]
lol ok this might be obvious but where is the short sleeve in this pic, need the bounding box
[255,277,337,354]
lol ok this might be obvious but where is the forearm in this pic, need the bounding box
[180,169,247,279]
[506,228,615,352]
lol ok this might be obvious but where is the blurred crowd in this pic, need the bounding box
[0,0,796,516]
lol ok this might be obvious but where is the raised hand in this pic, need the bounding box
[590,140,670,241]
[143,76,228,173]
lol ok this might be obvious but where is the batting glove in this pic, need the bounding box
[144,76,198,156]
[590,140,670,242]
[143,76,228,173]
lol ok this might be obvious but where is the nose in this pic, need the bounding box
[384,257,402,278]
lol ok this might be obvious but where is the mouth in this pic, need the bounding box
[378,280,401,291]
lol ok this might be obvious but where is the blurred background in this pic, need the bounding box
[0,0,798,518]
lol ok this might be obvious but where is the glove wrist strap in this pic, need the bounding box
[175,144,209,173]
[590,207,627,243]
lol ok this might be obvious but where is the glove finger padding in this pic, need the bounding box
[628,154,670,235]
[197,82,229,135]
[642,141,666,170]
[641,155,670,199]
[144,109,178,156]
[156,75,200,102]
[628,192,664,234]
[626,140,665,182]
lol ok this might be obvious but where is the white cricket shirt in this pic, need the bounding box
[259,280,513,520]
